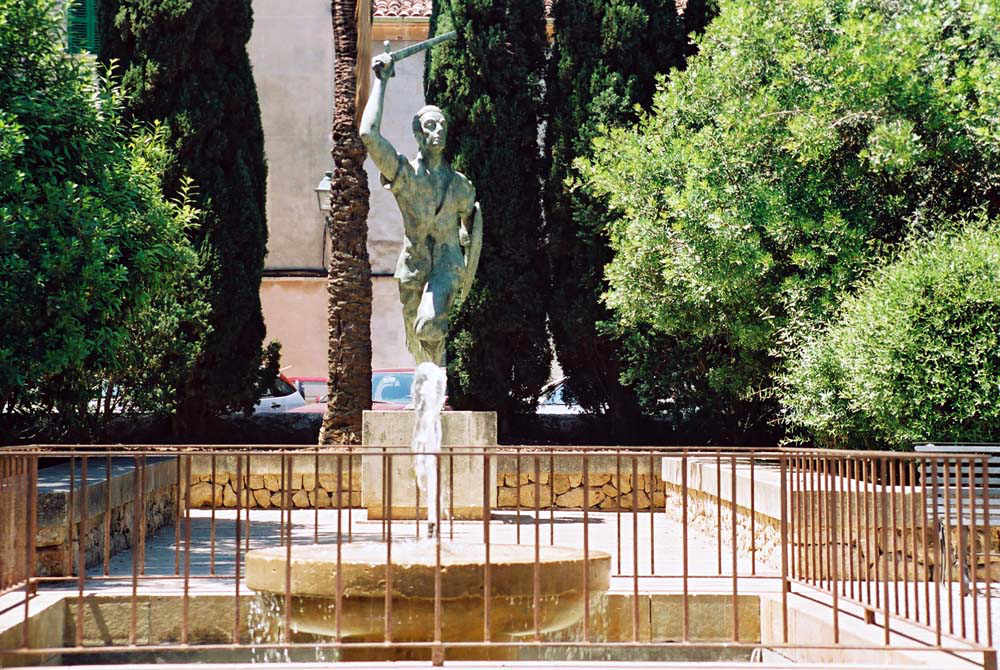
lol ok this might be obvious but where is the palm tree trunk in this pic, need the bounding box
[320,0,372,444]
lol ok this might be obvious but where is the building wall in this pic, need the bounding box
[249,2,430,376]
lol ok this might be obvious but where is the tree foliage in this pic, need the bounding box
[425,0,551,417]
[781,219,1000,448]
[543,0,709,424]
[100,0,272,421]
[0,0,208,439]
[579,0,1000,440]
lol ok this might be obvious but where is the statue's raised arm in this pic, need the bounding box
[359,52,402,181]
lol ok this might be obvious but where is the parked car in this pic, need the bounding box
[287,369,416,413]
[253,373,306,414]
[536,378,585,414]
[286,376,327,403]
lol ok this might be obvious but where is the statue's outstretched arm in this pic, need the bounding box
[359,53,401,179]
[457,202,483,307]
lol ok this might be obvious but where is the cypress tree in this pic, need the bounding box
[100,0,270,422]
[542,0,707,422]
[425,0,551,418]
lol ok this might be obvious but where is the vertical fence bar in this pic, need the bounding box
[932,457,942,646]
[385,453,393,643]
[944,457,955,635]
[682,452,689,642]
[336,453,343,641]
[750,451,756,576]
[827,456,839,644]
[616,449,622,573]
[790,453,798,581]
[650,452,656,575]
[967,456,979,643]
[104,452,111,576]
[175,453,181,576]
[210,450,216,575]
[838,459,847,599]
[131,455,140,646]
[183,455,192,645]
[919,458,931,627]
[139,455,147,575]
[433,451,443,666]
[880,457,890,646]
[779,454,789,644]
[314,446,320,544]
[515,448,522,544]
[533,455,541,641]
[22,456,36,650]
[68,455,75,580]
[381,448,387,542]
[889,459,900,616]
[956,458,967,639]
[847,458,856,601]
[76,456,87,647]
[234,451,242,644]
[284,453,292,644]
[731,454,738,641]
[245,453,252,554]
[908,459,918,622]
[347,448,353,542]
[483,450,491,642]
[415,453,421,541]
[981,456,992,648]
[631,456,639,641]
[716,451,722,575]
[865,458,874,608]
[549,451,554,545]
[584,453,592,643]
[449,449,454,541]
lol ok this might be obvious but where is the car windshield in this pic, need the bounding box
[372,372,413,403]
[269,376,297,397]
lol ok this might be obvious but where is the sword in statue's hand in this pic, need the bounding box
[372,30,457,79]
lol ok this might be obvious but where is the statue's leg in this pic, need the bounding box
[398,281,424,362]
[414,269,459,367]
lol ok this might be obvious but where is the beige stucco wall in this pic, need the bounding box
[249,4,430,373]
[260,276,415,378]
[249,0,334,271]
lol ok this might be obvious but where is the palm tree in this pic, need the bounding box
[320,0,373,444]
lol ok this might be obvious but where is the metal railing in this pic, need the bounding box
[0,444,995,667]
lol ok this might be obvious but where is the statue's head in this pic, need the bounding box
[413,105,447,156]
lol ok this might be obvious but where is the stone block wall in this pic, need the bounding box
[493,453,666,510]
[186,453,362,509]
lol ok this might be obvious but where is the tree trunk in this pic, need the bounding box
[320,0,372,444]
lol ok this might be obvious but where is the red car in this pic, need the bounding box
[287,369,415,413]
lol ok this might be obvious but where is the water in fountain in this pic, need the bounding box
[411,361,447,538]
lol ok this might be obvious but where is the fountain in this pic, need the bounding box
[244,36,611,660]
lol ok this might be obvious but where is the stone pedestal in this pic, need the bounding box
[362,410,497,520]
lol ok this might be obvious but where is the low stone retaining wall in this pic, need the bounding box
[35,458,176,577]
[494,453,666,510]
[186,453,362,509]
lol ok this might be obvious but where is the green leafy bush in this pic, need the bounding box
[578,0,1000,439]
[100,0,270,423]
[426,0,551,416]
[0,0,208,439]
[781,220,1000,448]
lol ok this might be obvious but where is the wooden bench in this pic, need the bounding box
[913,443,1000,592]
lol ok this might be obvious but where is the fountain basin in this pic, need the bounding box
[246,541,610,641]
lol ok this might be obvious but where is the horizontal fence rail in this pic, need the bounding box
[0,444,995,668]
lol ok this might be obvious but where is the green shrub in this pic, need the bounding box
[578,0,1000,438]
[0,0,208,439]
[100,0,271,422]
[425,0,552,416]
[781,220,1000,449]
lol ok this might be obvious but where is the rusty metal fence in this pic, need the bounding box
[0,444,995,667]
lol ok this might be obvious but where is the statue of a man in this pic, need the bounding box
[359,52,483,367]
